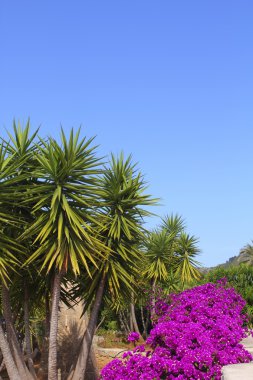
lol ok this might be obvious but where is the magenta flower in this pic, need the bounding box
[127,332,140,343]
[101,282,252,379]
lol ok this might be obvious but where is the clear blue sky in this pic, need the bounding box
[1,1,253,267]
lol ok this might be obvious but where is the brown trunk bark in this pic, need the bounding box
[123,310,131,334]
[37,292,51,380]
[0,358,5,373]
[1,283,34,380]
[68,273,106,380]
[151,280,156,322]
[45,292,51,339]
[130,292,141,335]
[140,306,148,338]
[118,311,130,335]
[0,322,21,379]
[48,271,62,380]
[85,347,99,380]
[130,303,140,334]
[129,310,133,332]
[118,311,125,333]
[24,284,37,378]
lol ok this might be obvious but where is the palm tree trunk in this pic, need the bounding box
[1,283,34,380]
[129,311,133,331]
[38,292,51,379]
[24,284,37,378]
[124,311,131,333]
[118,311,124,333]
[130,292,140,335]
[0,323,21,380]
[85,347,99,380]
[48,271,62,380]
[0,357,6,377]
[140,306,148,338]
[118,311,128,335]
[45,292,51,338]
[130,303,140,333]
[68,273,106,380]
[151,280,156,322]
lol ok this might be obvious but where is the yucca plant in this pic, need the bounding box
[22,128,105,380]
[0,121,40,380]
[142,228,178,286]
[69,153,156,380]
[143,214,201,290]
[0,141,24,380]
[174,232,201,288]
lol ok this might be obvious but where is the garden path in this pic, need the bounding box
[222,335,253,380]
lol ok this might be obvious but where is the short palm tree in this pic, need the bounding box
[174,232,201,288]
[143,214,201,290]
[161,213,185,236]
[142,228,177,286]
[239,242,253,264]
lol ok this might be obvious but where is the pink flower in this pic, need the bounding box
[127,332,140,342]
[101,282,252,379]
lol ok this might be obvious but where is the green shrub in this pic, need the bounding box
[105,320,118,331]
[203,264,253,325]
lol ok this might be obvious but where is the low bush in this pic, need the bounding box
[100,280,252,379]
[203,265,253,326]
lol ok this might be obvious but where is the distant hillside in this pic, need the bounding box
[218,250,253,268]
[201,249,253,273]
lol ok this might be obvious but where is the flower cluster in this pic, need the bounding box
[127,332,140,343]
[100,281,252,379]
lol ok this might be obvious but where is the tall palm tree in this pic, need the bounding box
[22,128,105,380]
[0,139,25,380]
[0,122,40,380]
[69,153,156,380]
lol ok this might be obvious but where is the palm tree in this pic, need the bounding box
[239,242,253,264]
[69,153,156,380]
[22,128,105,380]
[161,213,185,236]
[0,122,40,380]
[0,140,25,380]
[142,228,177,286]
[142,214,185,287]
[143,214,201,290]
[174,232,201,288]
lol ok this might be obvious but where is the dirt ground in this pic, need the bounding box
[96,353,114,372]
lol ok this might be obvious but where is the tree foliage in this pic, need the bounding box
[142,214,201,289]
[0,121,203,380]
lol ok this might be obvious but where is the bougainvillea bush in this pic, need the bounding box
[100,280,252,379]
